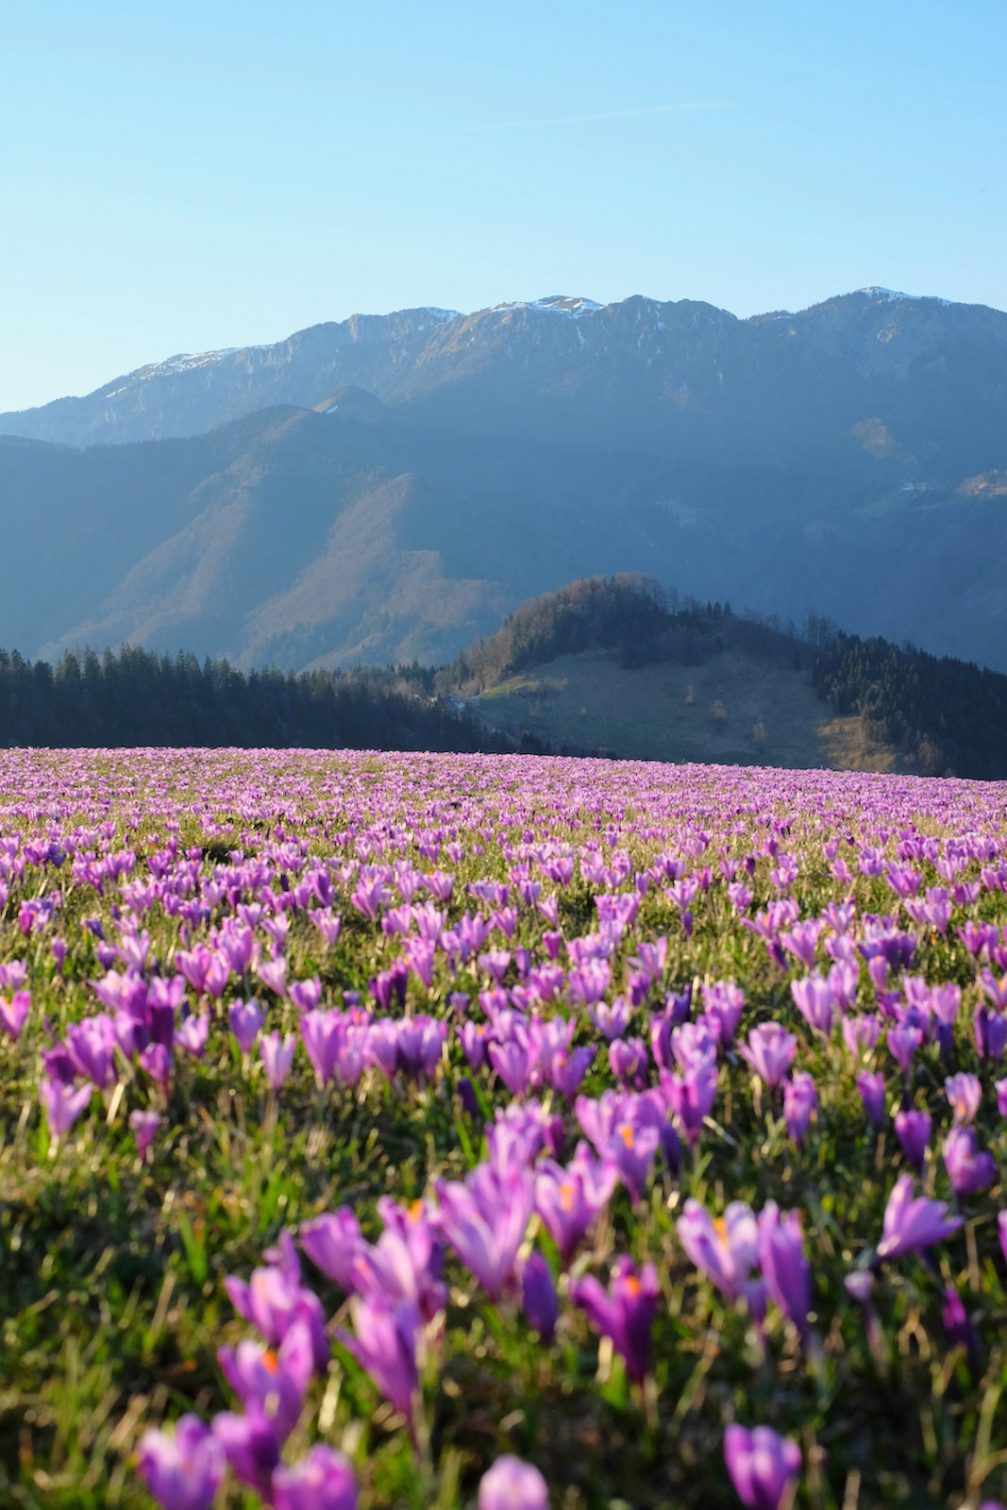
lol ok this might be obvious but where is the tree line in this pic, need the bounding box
[0,645,522,752]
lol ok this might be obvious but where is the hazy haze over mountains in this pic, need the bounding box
[2,287,1006,672]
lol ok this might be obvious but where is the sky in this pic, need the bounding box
[1,0,1005,409]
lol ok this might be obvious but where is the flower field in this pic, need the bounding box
[3,747,1007,1509]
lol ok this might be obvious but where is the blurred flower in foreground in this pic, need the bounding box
[272,1445,358,1510]
[876,1175,963,1260]
[137,1415,223,1510]
[723,1424,801,1509]
[479,1454,549,1510]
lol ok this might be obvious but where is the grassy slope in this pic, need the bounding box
[471,649,908,772]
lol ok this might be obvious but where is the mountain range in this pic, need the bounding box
[2,287,1006,671]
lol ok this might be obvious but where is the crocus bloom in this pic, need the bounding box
[856,1071,887,1129]
[724,1424,801,1510]
[876,1174,963,1260]
[887,1024,923,1076]
[129,1109,161,1162]
[259,1030,296,1090]
[229,999,265,1053]
[943,1127,996,1197]
[272,1446,357,1510]
[300,1009,343,1087]
[607,1120,660,1206]
[218,1320,313,1440]
[479,1456,549,1510]
[783,1073,817,1148]
[676,1199,758,1304]
[757,1204,810,1342]
[137,1415,224,1510]
[944,1073,982,1124]
[570,1255,660,1384]
[40,1075,93,1136]
[340,1294,419,1421]
[739,1024,796,1088]
[434,1166,533,1299]
[790,975,835,1038]
[663,1061,718,1145]
[301,1208,365,1290]
[521,1252,558,1341]
[894,1109,931,1174]
[0,990,31,1039]
[212,1409,281,1498]
[225,1254,329,1371]
[534,1144,617,1262]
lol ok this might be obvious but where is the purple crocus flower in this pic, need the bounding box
[676,1199,758,1304]
[790,975,835,1038]
[272,1446,358,1510]
[876,1174,963,1260]
[521,1252,558,1341]
[229,999,265,1053]
[218,1320,313,1441]
[723,1424,801,1510]
[129,1109,161,1162]
[534,1143,617,1262]
[259,1030,296,1090]
[300,1208,366,1291]
[175,1013,210,1059]
[434,1165,533,1299]
[66,1014,117,1088]
[856,1071,887,1129]
[943,1127,996,1197]
[608,1036,649,1088]
[478,1455,549,1510]
[570,1255,660,1384]
[0,990,31,1039]
[739,1024,796,1089]
[40,1075,93,1136]
[894,1109,931,1174]
[488,1039,535,1097]
[301,1009,343,1087]
[137,1415,224,1510]
[224,1249,329,1371]
[757,1204,810,1343]
[340,1294,420,1422]
[843,1014,881,1060]
[212,1409,281,1498]
[944,1073,982,1124]
[783,1073,817,1148]
[975,1007,1007,1062]
[887,1024,923,1077]
[607,1121,660,1206]
[663,1061,718,1145]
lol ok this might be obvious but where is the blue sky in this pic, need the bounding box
[1,0,1004,408]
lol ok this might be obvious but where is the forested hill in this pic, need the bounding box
[446,576,1007,780]
[810,633,1007,780]
[0,646,523,753]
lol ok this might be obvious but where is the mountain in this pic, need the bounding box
[1,288,1007,670]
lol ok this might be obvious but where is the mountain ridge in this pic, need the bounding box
[4,286,1004,449]
[1,285,1006,674]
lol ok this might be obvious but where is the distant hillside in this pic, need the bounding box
[444,577,1007,778]
[1,288,1007,673]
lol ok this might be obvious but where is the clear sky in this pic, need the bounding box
[1,0,1005,409]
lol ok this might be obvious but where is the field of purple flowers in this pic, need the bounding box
[3,748,1007,1508]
